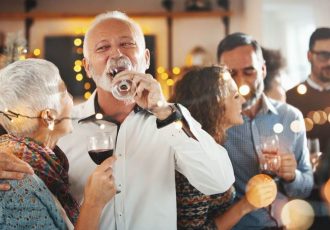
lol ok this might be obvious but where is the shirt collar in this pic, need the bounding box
[306,77,330,91]
[258,94,279,116]
[78,91,146,125]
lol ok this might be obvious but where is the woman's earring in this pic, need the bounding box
[48,120,55,131]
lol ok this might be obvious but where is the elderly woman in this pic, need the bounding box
[171,66,276,230]
[0,59,116,230]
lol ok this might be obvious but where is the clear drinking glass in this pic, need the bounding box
[307,138,322,172]
[87,133,114,165]
[109,56,136,101]
[257,134,281,178]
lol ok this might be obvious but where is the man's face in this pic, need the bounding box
[308,39,330,83]
[219,45,266,110]
[83,19,150,92]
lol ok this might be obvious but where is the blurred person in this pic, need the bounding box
[217,32,313,229]
[0,59,116,230]
[172,66,277,230]
[262,47,287,102]
[0,11,235,230]
[286,27,330,230]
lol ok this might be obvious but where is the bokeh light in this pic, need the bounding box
[160,72,169,80]
[172,67,181,75]
[95,113,103,120]
[33,48,41,56]
[323,179,330,203]
[74,38,82,47]
[84,82,91,90]
[290,120,304,133]
[281,199,314,230]
[297,84,307,95]
[166,79,174,86]
[239,85,250,96]
[74,65,82,73]
[245,174,277,208]
[304,118,314,132]
[312,111,321,124]
[75,73,83,81]
[84,91,92,100]
[273,123,284,134]
[75,60,82,66]
[157,66,165,74]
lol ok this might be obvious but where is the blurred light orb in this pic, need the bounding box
[273,123,283,134]
[239,85,250,96]
[245,174,277,208]
[172,67,181,75]
[290,120,304,133]
[323,179,330,203]
[297,84,307,95]
[281,199,314,230]
[95,113,103,120]
[304,118,314,132]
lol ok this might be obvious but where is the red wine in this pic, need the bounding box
[88,149,113,165]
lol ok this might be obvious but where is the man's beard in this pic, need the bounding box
[319,66,330,83]
[242,83,264,110]
[90,67,112,93]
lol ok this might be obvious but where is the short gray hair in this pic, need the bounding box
[83,11,146,59]
[0,58,62,136]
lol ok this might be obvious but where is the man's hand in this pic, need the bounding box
[0,148,34,190]
[278,153,297,182]
[113,71,172,120]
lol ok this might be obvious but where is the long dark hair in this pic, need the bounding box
[170,65,230,144]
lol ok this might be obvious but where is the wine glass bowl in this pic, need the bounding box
[109,55,136,101]
[87,133,114,165]
[257,134,281,178]
[307,138,322,172]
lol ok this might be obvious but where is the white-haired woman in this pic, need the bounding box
[0,58,116,230]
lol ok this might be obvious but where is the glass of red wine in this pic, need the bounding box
[87,133,114,165]
[257,134,281,179]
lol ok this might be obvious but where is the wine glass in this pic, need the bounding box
[257,134,281,179]
[307,138,322,172]
[109,55,136,101]
[87,132,114,165]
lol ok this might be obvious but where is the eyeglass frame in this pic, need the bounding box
[310,50,330,62]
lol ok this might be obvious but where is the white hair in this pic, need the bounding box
[0,58,62,136]
[83,11,146,59]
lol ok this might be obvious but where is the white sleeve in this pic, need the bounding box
[161,104,235,195]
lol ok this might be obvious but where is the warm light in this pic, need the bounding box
[166,79,174,86]
[297,84,307,95]
[95,113,103,120]
[74,65,82,73]
[33,48,41,56]
[273,123,283,134]
[281,199,314,230]
[245,174,277,208]
[290,120,304,133]
[74,38,83,47]
[160,72,169,80]
[84,82,91,90]
[18,55,26,60]
[84,91,92,100]
[323,179,330,203]
[239,85,250,96]
[304,118,314,131]
[75,73,83,81]
[76,47,83,54]
[157,66,165,74]
[172,67,181,75]
[318,111,327,124]
[75,60,82,66]
[74,28,82,35]
[312,111,321,124]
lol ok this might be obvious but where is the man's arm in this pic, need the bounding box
[0,149,34,190]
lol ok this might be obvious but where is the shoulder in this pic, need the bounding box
[270,99,303,119]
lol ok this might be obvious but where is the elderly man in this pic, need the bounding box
[0,11,234,230]
[217,32,313,229]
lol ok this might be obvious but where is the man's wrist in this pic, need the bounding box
[152,103,175,121]
[155,103,183,129]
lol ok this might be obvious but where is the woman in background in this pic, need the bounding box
[171,66,275,230]
[0,59,116,230]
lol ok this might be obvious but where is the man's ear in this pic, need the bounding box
[261,62,267,80]
[40,109,56,131]
[307,51,313,63]
[83,58,92,79]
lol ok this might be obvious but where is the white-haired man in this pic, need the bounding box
[0,11,235,230]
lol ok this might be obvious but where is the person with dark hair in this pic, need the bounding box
[217,32,313,229]
[172,66,277,230]
[262,47,286,102]
[286,27,330,229]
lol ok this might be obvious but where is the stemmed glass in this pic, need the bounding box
[87,132,114,165]
[109,55,136,101]
[257,134,281,179]
[307,138,322,172]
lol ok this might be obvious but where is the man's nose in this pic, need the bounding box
[109,47,123,58]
